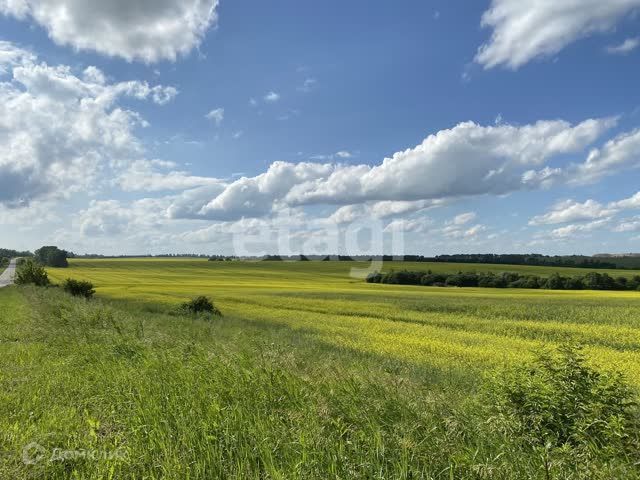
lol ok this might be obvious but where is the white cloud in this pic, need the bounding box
[549,219,611,239]
[611,191,640,210]
[606,37,640,54]
[263,91,280,103]
[117,160,222,192]
[310,150,355,161]
[198,162,331,220]
[451,212,477,226]
[370,200,440,218]
[0,0,220,63]
[570,128,640,184]
[443,223,487,239]
[383,218,430,233]
[530,190,640,240]
[285,118,615,206]
[476,0,640,69]
[0,43,177,206]
[165,118,615,222]
[328,200,441,225]
[205,107,224,126]
[329,205,366,225]
[529,199,617,225]
[614,217,640,232]
[0,40,35,74]
[77,197,173,238]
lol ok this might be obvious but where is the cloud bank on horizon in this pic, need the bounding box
[0,0,639,255]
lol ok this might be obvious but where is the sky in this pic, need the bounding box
[1,0,640,256]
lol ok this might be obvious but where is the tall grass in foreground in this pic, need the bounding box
[0,286,639,479]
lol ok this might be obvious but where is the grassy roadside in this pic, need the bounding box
[1,285,638,478]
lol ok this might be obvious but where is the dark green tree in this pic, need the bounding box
[34,246,69,268]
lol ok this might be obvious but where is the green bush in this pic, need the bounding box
[14,258,49,286]
[180,296,222,317]
[62,278,95,299]
[484,345,639,476]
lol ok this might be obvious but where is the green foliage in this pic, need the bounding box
[62,278,95,299]
[367,269,640,291]
[14,258,49,286]
[0,257,8,270]
[484,345,640,476]
[414,253,624,269]
[4,262,640,478]
[34,246,69,268]
[0,248,32,259]
[179,296,222,317]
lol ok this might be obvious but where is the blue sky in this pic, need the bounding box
[1,0,640,256]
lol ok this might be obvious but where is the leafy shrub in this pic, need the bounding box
[180,296,222,317]
[445,273,479,287]
[420,273,447,286]
[484,345,639,476]
[62,278,95,299]
[366,272,383,283]
[14,258,49,286]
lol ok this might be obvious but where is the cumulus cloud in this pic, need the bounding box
[195,162,333,220]
[77,198,171,237]
[0,42,177,206]
[549,219,611,239]
[0,40,35,74]
[285,119,615,206]
[611,192,640,210]
[529,190,640,240]
[165,118,616,222]
[476,0,640,69]
[570,128,640,184]
[529,199,617,226]
[0,0,219,63]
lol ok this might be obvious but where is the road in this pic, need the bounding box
[0,258,17,288]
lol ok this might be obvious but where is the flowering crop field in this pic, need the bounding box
[2,259,639,478]
[47,259,640,384]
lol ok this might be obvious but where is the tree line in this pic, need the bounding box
[400,254,630,269]
[366,270,640,292]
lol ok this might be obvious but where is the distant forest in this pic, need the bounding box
[403,254,637,270]
[0,248,32,259]
[3,248,640,270]
[259,254,640,270]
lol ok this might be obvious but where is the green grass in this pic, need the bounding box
[1,259,639,478]
[48,259,640,380]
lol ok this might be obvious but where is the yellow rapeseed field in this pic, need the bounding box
[47,259,640,385]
